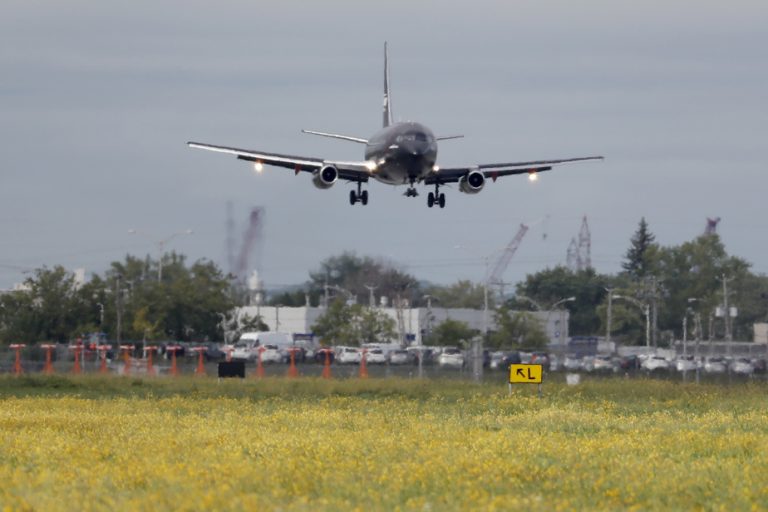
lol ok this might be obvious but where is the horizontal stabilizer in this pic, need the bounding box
[436,135,464,141]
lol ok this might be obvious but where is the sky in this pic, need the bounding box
[1,0,767,292]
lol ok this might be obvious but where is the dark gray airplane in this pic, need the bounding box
[188,43,603,208]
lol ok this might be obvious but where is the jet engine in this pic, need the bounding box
[458,170,485,194]
[312,165,338,189]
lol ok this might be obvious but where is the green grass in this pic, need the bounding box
[1,374,765,412]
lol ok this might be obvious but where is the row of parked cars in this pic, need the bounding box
[557,354,767,375]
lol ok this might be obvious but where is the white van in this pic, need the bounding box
[232,332,293,361]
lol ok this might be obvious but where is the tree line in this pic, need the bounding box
[2,219,766,347]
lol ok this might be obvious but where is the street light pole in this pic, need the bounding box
[605,288,614,347]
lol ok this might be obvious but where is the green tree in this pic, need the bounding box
[423,280,489,309]
[309,252,420,307]
[132,306,161,341]
[514,266,619,336]
[102,253,234,341]
[622,217,659,280]
[427,318,478,347]
[489,307,548,349]
[311,299,396,346]
[0,266,95,344]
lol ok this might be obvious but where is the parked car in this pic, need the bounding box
[336,346,361,365]
[751,358,767,374]
[232,340,258,361]
[618,355,642,371]
[642,355,671,372]
[489,351,506,370]
[563,355,582,371]
[730,358,754,375]
[675,355,698,372]
[585,355,615,373]
[438,347,465,368]
[260,345,284,364]
[388,349,412,365]
[501,352,522,369]
[406,346,434,365]
[364,348,387,365]
[191,342,226,362]
[704,357,727,374]
[530,352,550,369]
[314,349,335,364]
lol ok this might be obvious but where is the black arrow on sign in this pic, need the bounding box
[516,368,526,379]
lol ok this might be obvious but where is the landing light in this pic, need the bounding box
[364,161,378,171]
[528,171,538,182]
[253,161,264,173]
[432,165,440,172]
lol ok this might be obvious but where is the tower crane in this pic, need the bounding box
[487,223,529,298]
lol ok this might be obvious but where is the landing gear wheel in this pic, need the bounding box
[349,190,357,205]
[427,192,435,208]
[361,190,368,205]
[438,193,446,209]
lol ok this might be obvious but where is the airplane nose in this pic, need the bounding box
[406,141,430,156]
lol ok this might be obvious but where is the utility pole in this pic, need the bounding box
[650,277,659,349]
[364,285,377,308]
[717,273,734,342]
[718,273,735,359]
[115,275,123,344]
[605,288,614,346]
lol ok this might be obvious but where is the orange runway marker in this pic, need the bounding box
[287,348,299,378]
[119,345,133,376]
[359,348,368,379]
[192,347,206,376]
[69,343,82,374]
[40,343,56,374]
[321,348,333,379]
[167,346,180,376]
[10,344,25,375]
[97,345,111,374]
[145,345,158,376]
[255,346,265,379]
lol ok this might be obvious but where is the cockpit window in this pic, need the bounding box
[396,132,429,143]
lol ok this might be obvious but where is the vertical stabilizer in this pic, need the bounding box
[383,42,393,128]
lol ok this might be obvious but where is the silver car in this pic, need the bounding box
[642,356,671,372]
[730,358,754,375]
[704,357,727,374]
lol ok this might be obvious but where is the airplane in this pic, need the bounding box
[188,43,603,209]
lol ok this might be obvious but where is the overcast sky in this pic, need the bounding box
[1,0,767,291]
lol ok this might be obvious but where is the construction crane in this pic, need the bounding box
[487,223,529,297]
[704,217,721,235]
[566,215,592,271]
[234,207,264,284]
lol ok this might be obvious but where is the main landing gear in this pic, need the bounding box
[349,181,368,206]
[427,183,445,209]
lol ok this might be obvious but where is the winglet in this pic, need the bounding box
[383,42,393,128]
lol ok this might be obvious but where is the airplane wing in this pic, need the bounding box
[187,142,371,181]
[424,156,603,184]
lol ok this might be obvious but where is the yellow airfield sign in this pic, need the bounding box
[509,364,543,384]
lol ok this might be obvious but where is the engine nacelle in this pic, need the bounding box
[458,170,485,194]
[312,165,338,189]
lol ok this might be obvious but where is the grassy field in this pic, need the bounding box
[1,376,766,510]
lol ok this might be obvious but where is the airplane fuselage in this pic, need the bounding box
[364,122,437,185]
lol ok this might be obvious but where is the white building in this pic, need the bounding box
[232,305,569,346]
